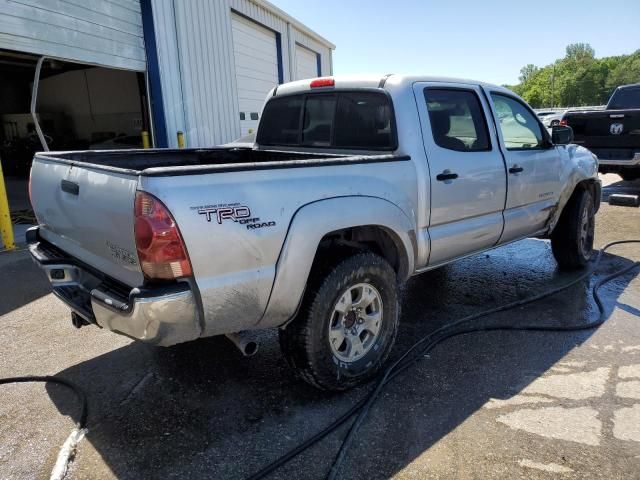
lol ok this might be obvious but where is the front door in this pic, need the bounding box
[413,83,507,266]
[484,90,563,243]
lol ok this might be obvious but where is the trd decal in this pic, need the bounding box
[198,205,251,224]
[247,221,276,230]
[191,202,277,230]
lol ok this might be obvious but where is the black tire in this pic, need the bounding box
[551,188,595,270]
[620,170,640,182]
[279,252,399,391]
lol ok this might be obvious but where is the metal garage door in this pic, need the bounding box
[0,0,145,71]
[295,44,319,80]
[231,13,279,136]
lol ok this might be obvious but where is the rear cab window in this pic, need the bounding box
[607,86,640,109]
[257,91,396,150]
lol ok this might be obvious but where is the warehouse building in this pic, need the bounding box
[0,0,335,164]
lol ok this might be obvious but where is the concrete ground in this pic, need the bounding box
[1,176,32,248]
[1,175,639,480]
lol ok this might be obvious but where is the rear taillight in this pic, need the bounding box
[310,77,335,88]
[134,191,192,280]
[559,118,567,126]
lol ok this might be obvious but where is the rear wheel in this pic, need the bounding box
[279,252,399,391]
[551,189,595,270]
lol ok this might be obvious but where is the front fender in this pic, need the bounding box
[257,196,416,329]
[547,145,600,232]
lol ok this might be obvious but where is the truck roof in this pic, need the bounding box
[616,83,640,90]
[272,74,513,97]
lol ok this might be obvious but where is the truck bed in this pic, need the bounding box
[36,147,403,176]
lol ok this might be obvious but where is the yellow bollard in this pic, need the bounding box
[141,130,150,149]
[0,160,15,251]
[177,131,185,149]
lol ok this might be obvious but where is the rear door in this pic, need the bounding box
[30,157,143,287]
[413,82,507,266]
[484,90,563,242]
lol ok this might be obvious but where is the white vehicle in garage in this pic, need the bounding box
[28,75,599,391]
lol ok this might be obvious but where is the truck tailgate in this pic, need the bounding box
[567,109,640,151]
[30,156,144,287]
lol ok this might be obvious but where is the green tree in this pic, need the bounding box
[519,64,539,84]
[565,43,595,61]
[509,44,640,108]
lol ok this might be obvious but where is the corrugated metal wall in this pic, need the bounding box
[150,0,334,147]
[0,0,145,70]
[290,27,332,79]
[173,0,240,147]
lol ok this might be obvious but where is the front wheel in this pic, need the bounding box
[279,252,399,391]
[551,189,595,270]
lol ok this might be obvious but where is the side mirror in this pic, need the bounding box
[551,125,573,145]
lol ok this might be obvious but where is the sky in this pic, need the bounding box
[270,0,640,86]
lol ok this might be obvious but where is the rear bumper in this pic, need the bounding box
[594,151,640,167]
[27,228,200,346]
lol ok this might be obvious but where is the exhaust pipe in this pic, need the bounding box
[226,331,259,357]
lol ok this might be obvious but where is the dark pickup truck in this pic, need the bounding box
[561,83,640,180]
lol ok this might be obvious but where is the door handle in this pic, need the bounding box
[436,170,459,182]
[509,165,524,174]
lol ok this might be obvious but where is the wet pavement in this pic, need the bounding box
[1,175,639,479]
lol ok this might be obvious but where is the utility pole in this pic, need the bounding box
[551,64,555,108]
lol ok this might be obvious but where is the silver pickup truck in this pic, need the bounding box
[28,75,600,391]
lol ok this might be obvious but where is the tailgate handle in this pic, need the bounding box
[61,180,79,195]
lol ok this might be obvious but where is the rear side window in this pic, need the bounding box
[257,91,395,150]
[424,88,490,152]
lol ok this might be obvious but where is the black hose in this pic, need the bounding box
[247,240,640,480]
[0,375,88,430]
[1,242,637,480]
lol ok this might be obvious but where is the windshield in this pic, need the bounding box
[608,87,640,109]
[257,91,396,150]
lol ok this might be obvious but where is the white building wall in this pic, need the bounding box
[0,0,145,70]
[290,28,333,79]
[149,0,186,145]
[150,0,334,147]
[229,0,291,82]
[173,0,240,147]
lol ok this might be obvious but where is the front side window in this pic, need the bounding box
[491,94,543,150]
[424,88,490,152]
[257,91,395,150]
